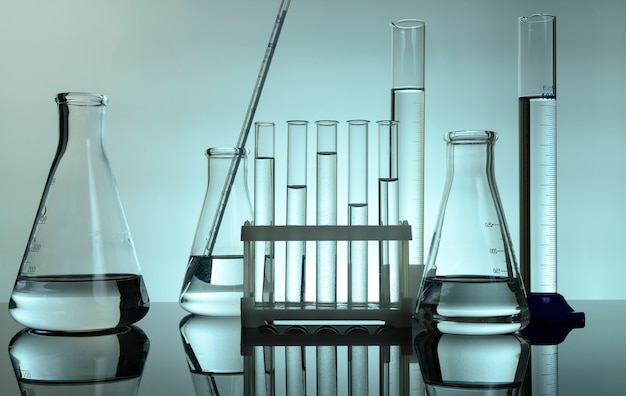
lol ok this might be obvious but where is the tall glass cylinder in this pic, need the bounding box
[377,120,400,304]
[254,121,275,303]
[316,120,338,304]
[285,120,308,303]
[347,120,369,304]
[391,19,426,287]
[518,14,557,294]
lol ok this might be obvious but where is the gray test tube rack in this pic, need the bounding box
[240,223,413,328]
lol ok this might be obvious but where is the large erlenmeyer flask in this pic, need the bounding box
[415,130,529,335]
[9,92,149,333]
[180,147,253,316]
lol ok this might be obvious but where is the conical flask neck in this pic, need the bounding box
[56,93,107,155]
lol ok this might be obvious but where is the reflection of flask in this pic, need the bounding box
[415,331,529,395]
[415,131,529,335]
[179,315,243,395]
[9,92,149,332]
[180,148,253,316]
[9,325,149,396]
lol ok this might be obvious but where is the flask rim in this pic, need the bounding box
[391,19,426,30]
[56,92,108,107]
[518,14,555,24]
[445,130,498,143]
[206,147,248,157]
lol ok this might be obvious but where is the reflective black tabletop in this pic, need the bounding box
[1,300,624,395]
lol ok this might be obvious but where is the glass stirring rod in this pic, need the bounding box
[205,0,292,255]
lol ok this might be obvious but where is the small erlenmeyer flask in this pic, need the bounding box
[415,130,529,335]
[180,147,253,316]
[9,92,149,333]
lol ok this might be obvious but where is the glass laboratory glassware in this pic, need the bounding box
[414,331,529,395]
[518,14,557,295]
[316,120,338,305]
[415,131,530,335]
[9,325,149,396]
[180,147,253,316]
[9,92,149,333]
[347,119,369,304]
[391,19,426,290]
[254,121,275,304]
[285,120,308,303]
[378,120,400,305]
[179,315,244,396]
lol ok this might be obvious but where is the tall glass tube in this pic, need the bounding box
[518,14,556,294]
[347,120,369,304]
[316,120,338,305]
[391,19,425,280]
[347,120,369,396]
[254,121,275,303]
[377,120,400,304]
[285,120,308,303]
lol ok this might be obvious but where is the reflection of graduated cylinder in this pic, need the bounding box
[316,120,338,304]
[378,121,400,304]
[254,121,275,303]
[518,14,557,294]
[347,120,369,304]
[285,120,308,303]
[391,19,425,271]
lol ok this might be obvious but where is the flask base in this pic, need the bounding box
[9,274,149,333]
[415,275,530,335]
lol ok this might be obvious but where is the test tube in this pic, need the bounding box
[347,120,370,396]
[347,120,369,304]
[518,14,557,294]
[254,121,275,303]
[285,120,308,303]
[377,120,400,304]
[316,120,338,305]
[391,19,426,279]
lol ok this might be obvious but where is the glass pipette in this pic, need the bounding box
[205,0,292,255]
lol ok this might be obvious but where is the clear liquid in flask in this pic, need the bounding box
[9,273,149,332]
[418,275,528,335]
[180,255,244,316]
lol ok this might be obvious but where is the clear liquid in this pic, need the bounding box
[391,88,425,267]
[180,255,243,316]
[9,274,149,332]
[519,96,558,293]
[317,151,337,304]
[254,156,275,226]
[286,184,307,303]
[416,275,529,335]
[348,203,368,303]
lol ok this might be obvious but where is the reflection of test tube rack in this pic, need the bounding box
[241,324,413,396]
[242,120,413,327]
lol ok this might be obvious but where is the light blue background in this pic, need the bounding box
[1,0,624,302]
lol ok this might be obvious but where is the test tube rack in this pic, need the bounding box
[240,223,413,328]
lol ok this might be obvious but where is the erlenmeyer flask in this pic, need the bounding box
[415,130,529,335]
[180,147,253,316]
[9,92,149,333]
